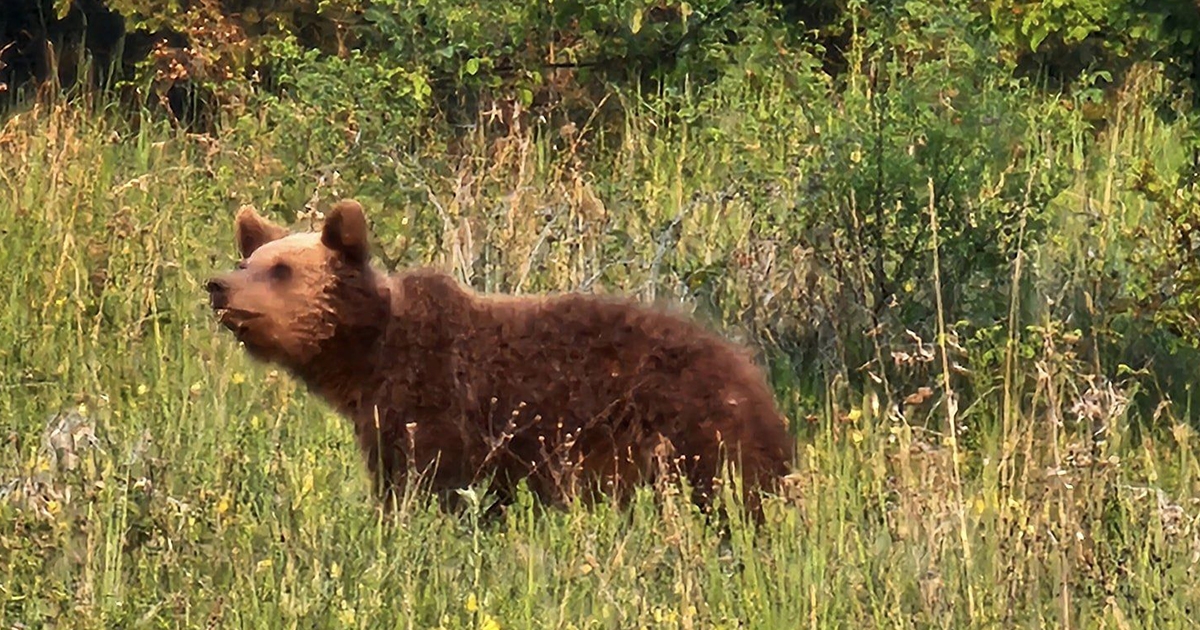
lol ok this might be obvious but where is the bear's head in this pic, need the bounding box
[206,199,386,369]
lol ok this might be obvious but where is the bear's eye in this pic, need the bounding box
[270,262,292,282]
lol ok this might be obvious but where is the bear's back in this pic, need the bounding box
[441,286,792,506]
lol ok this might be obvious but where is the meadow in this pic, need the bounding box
[2,2,1200,627]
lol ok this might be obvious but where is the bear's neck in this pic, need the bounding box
[291,267,475,422]
[292,270,394,410]
[298,323,386,395]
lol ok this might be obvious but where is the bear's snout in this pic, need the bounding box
[206,278,229,310]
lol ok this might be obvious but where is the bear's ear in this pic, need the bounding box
[322,199,370,264]
[235,205,288,258]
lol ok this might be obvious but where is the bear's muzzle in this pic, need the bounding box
[206,278,229,310]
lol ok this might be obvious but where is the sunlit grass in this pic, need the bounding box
[0,82,1197,629]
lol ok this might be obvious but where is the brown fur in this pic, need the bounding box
[207,200,794,514]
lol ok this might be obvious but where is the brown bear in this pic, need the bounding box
[206,199,794,515]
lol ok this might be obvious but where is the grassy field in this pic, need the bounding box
[1,65,1199,629]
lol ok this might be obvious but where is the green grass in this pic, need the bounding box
[1,79,1198,629]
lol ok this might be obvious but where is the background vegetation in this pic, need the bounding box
[2,0,1200,627]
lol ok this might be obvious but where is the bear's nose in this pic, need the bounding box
[206,278,228,309]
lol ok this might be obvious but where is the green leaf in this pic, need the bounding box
[1065,25,1092,42]
[54,0,73,19]
[1029,25,1050,51]
[465,58,480,76]
[631,8,643,34]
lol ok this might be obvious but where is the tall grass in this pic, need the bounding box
[1,68,1198,628]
